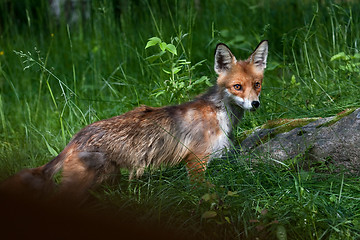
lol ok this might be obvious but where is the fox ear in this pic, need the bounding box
[249,40,268,73]
[214,43,236,75]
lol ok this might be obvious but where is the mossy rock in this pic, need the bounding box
[236,108,360,174]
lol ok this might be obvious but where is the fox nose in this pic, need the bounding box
[251,101,260,109]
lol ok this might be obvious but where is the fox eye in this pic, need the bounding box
[254,82,261,89]
[234,84,242,91]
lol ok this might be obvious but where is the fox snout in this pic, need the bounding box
[227,93,261,111]
[241,98,260,111]
[251,100,260,110]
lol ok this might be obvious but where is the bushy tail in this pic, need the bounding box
[0,151,66,198]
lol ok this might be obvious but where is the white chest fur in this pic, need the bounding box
[209,107,233,160]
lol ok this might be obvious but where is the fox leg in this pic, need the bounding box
[57,151,106,200]
[185,154,209,182]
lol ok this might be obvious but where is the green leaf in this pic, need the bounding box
[227,191,238,197]
[201,193,211,201]
[172,66,182,74]
[329,194,337,202]
[353,53,360,59]
[165,44,177,55]
[193,76,208,85]
[145,37,161,49]
[152,90,165,98]
[291,75,297,85]
[162,68,171,74]
[276,225,287,240]
[330,52,350,61]
[201,211,217,219]
[178,82,185,89]
[159,42,167,52]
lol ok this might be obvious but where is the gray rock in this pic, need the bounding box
[239,108,360,174]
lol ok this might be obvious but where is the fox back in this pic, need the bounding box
[3,41,268,199]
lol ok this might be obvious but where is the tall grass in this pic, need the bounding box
[0,0,359,239]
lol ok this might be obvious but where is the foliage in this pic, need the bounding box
[330,52,360,74]
[145,34,211,103]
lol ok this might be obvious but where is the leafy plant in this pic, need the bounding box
[145,34,211,103]
[330,52,360,75]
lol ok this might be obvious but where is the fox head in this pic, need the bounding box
[214,40,268,111]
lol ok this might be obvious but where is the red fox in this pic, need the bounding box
[3,41,268,199]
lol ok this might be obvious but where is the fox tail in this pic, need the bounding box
[0,151,66,198]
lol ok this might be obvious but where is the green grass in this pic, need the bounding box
[1,0,360,239]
